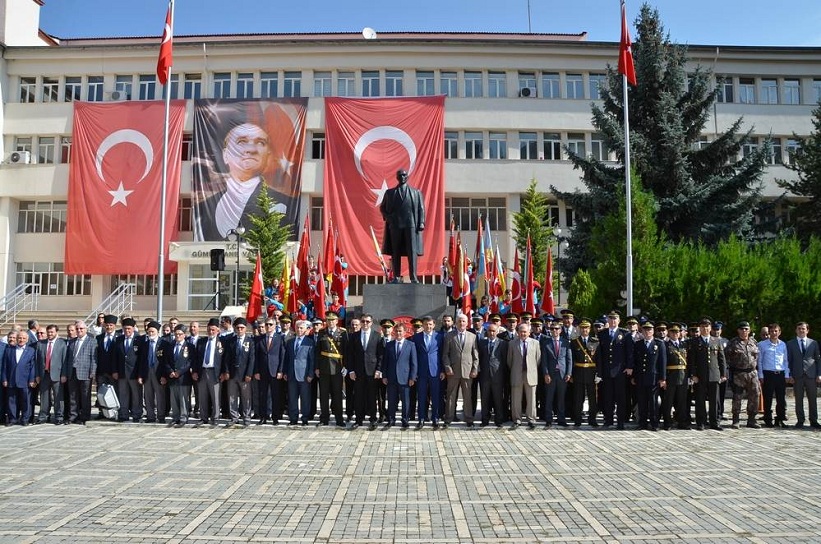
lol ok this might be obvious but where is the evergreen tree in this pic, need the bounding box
[512,179,553,286]
[242,189,293,294]
[777,102,821,241]
[552,3,768,274]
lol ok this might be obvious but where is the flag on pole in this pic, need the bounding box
[495,243,506,295]
[619,0,637,86]
[246,252,264,322]
[280,253,291,309]
[525,236,536,315]
[474,216,486,300]
[540,250,555,316]
[314,260,327,320]
[331,246,348,307]
[447,216,458,281]
[459,244,472,316]
[510,247,523,314]
[296,215,311,301]
[323,216,335,277]
[156,1,173,85]
[287,260,299,314]
[369,225,390,279]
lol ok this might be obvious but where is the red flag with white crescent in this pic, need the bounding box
[324,96,445,276]
[287,260,299,314]
[510,247,523,314]
[540,250,555,316]
[619,0,637,87]
[246,252,264,322]
[65,101,185,274]
[314,260,327,320]
[296,215,311,301]
[331,250,348,307]
[156,2,173,85]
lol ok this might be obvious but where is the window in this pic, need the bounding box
[20,77,37,103]
[518,72,536,97]
[769,138,783,165]
[717,76,734,103]
[785,138,800,165]
[60,137,72,164]
[783,79,800,105]
[313,71,332,97]
[181,133,193,161]
[178,197,193,232]
[445,197,507,231]
[236,72,254,99]
[385,70,403,96]
[738,77,755,104]
[43,77,59,103]
[742,140,758,158]
[441,71,458,97]
[65,77,82,102]
[139,74,157,100]
[444,131,458,159]
[464,71,483,98]
[589,74,606,100]
[37,137,56,164]
[543,132,562,160]
[15,137,33,154]
[362,70,380,97]
[17,201,67,233]
[566,74,584,99]
[465,131,483,159]
[566,207,575,228]
[542,73,560,99]
[17,262,90,296]
[416,71,435,96]
[488,71,507,98]
[519,132,537,160]
[814,80,821,104]
[489,132,507,159]
[213,72,231,98]
[567,133,586,157]
[311,132,325,159]
[283,71,302,97]
[337,72,355,97]
[87,76,104,102]
[184,73,202,99]
[548,204,560,227]
[115,75,133,100]
[591,133,608,161]
[163,74,180,99]
[111,275,177,297]
[760,79,778,104]
[260,72,277,98]
[693,137,710,150]
[310,197,324,230]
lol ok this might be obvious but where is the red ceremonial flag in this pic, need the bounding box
[287,260,299,314]
[619,0,637,86]
[296,215,311,301]
[451,233,463,301]
[525,236,536,315]
[246,252,264,322]
[323,217,336,277]
[447,217,458,278]
[510,247,524,314]
[314,260,327,320]
[331,248,348,307]
[65,101,185,274]
[540,250,555,316]
[156,2,173,85]
[324,96,445,276]
[460,245,472,316]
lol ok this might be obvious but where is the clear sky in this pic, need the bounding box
[38,0,821,47]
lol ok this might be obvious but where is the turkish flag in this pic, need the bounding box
[156,2,173,85]
[510,247,524,314]
[324,96,445,276]
[540,250,555,316]
[524,236,536,315]
[618,0,637,86]
[65,101,185,274]
[247,252,264,322]
[331,250,348,307]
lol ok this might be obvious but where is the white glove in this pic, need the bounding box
[341,368,348,377]
[594,376,602,384]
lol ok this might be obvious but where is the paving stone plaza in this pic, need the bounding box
[1,407,819,544]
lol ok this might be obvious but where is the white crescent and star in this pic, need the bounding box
[161,23,171,44]
[95,129,154,207]
[352,126,417,206]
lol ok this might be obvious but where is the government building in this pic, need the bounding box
[0,0,817,315]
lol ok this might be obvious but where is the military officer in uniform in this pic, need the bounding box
[662,324,690,429]
[724,320,761,429]
[687,318,727,431]
[570,318,599,427]
[595,311,633,429]
[314,312,348,428]
[630,322,667,431]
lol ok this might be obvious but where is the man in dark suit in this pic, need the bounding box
[478,322,508,427]
[314,312,348,428]
[283,320,315,426]
[786,321,821,428]
[442,314,479,428]
[254,317,286,425]
[114,318,144,423]
[67,320,97,425]
[35,324,68,424]
[381,322,417,429]
[595,311,633,429]
[687,318,727,431]
[95,314,119,420]
[3,331,37,425]
[160,324,194,427]
[541,321,573,427]
[630,322,667,431]
[380,169,425,283]
[412,315,444,429]
[226,317,255,427]
[347,314,383,430]
[140,321,166,424]
[193,318,228,427]
[570,319,599,427]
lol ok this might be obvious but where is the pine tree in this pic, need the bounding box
[552,3,768,274]
[512,179,553,287]
[777,103,821,241]
[242,189,293,294]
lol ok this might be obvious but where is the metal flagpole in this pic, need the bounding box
[623,71,633,317]
[157,0,175,322]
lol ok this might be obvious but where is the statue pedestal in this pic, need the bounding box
[363,283,448,321]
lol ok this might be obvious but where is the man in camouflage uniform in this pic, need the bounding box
[724,320,761,429]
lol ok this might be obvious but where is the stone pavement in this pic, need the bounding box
[0,417,819,543]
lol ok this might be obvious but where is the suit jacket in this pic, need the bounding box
[412,331,443,379]
[380,182,425,257]
[595,327,632,379]
[68,335,97,380]
[570,335,599,381]
[315,327,348,376]
[507,336,541,386]
[478,337,507,382]
[114,334,144,380]
[4,345,36,387]
[786,337,820,379]
[631,338,668,386]
[35,338,69,382]
[382,338,418,385]
[442,330,479,378]
[159,341,193,385]
[195,180,293,241]
[347,329,381,377]
[540,335,572,379]
[96,332,119,375]
[193,335,229,376]
[227,335,255,380]
[283,335,315,382]
[687,336,727,382]
[255,333,286,378]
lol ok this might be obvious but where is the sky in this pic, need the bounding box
[37,0,821,47]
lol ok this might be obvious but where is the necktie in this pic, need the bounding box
[459,332,464,348]
[488,341,494,355]
[610,329,615,340]
[105,336,110,352]
[647,341,652,351]
[362,332,368,348]
[125,338,131,352]
[267,335,273,349]
[149,339,156,367]
[522,341,528,372]
[425,334,431,349]
[396,341,401,357]
[800,339,806,355]
[75,338,82,357]
[236,337,243,357]
[175,344,181,358]
[45,341,53,372]
[554,339,560,356]
[295,338,302,352]
[204,339,213,367]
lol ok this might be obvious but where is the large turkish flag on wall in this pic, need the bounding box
[65,101,185,274]
[324,96,445,276]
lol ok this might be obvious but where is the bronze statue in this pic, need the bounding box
[380,169,425,283]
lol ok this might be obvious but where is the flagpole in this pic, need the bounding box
[623,70,633,317]
[157,0,174,322]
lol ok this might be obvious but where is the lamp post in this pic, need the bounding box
[554,227,569,306]
[228,227,246,306]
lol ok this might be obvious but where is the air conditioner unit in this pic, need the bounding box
[519,87,537,98]
[9,151,32,164]
[108,90,127,101]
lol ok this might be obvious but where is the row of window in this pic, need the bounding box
[18,70,821,104]
[17,199,193,234]
[13,263,178,297]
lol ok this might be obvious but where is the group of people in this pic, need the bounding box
[1,308,818,432]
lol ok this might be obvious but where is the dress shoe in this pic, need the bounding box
[590,421,599,427]
[432,422,440,430]
[383,422,393,429]
[730,422,740,429]
[441,422,449,429]
[573,422,582,427]
[527,422,535,430]
[764,422,774,428]
[300,421,308,426]
[316,421,329,427]
[616,424,625,430]
[650,427,658,432]
[480,422,489,428]
[775,420,786,428]
[401,423,409,430]
[544,423,552,429]
[810,422,821,429]
[746,420,761,429]
[794,421,804,429]
[710,424,723,431]
[637,425,648,431]
[466,422,475,429]
[145,419,156,424]
[256,418,269,426]
[174,422,185,428]
[557,421,568,427]
[511,422,520,429]
[416,421,424,429]
[225,421,235,428]
[696,424,705,430]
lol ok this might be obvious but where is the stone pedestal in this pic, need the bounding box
[363,283,448,321]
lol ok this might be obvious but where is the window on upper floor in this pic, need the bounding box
[738,77,755,104]
[20,77,36,103]
[313,71,332,97]
[465,131,483,159]
[236,72,254,99]
[813,79,821,104]
[441,71,458,97]
[213,72,231,98]
[444,131,458,159]
[488,71,507,98]
[362,70,380,97]
[60,137,72,164]
[311,132,325,159]
[589,74,606,100]
[742,140,758,158]
[43,77,59,103]
[115,75,133,100]
[310,197,324,230]
[260,72,277,98]
[181,133,193,161]
[87,76,104,102]
[783,79,800,105]
[785,138,800,165]
[15,137,33,154]
[337,72,355,97]
[65,76,82,102]
[37,137,56,164]
[17,201,67,233]
[541,73,560,99]
[416,71,435,96]
[464,71,483,98]
[567,133,586,157]
[489,132,507,159]
[768,138,783,165]
[566,74,584,99]
[163,74,180,99]
[590,133,608,161]
[385,70,404,96]
[178,196,193,232]
[716,76,734,103]
[543,133,562,160]
[519,132,538,160]
[445,197,507,231]
[518,72,536,97]
[139,74,157,100]
[184,73,202,99]
[760,79,778,104]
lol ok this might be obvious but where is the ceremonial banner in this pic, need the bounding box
[65,101,185,274]
[192,99,307,241]
[324,96,445,276]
